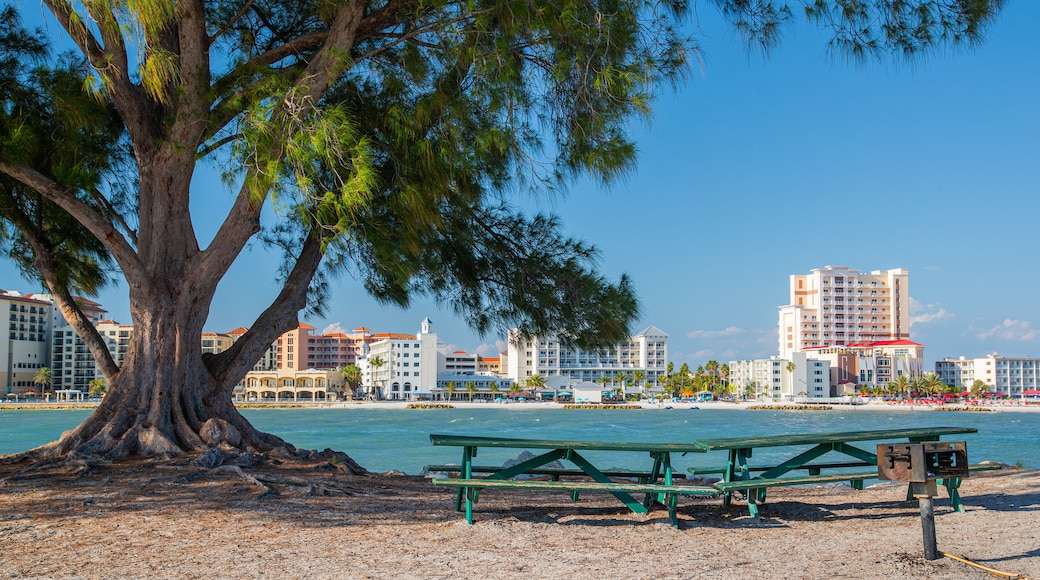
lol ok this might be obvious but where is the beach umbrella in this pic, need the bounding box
[958,391,972,397]
[1022,389,1040,396]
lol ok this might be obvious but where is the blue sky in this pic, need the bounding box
[5,1,1040,368]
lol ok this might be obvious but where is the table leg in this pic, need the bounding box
[723,450,737,507]
[938,477,964,512]
[565,450,649,515]
[455,445,473,513]
[644,452,673,508]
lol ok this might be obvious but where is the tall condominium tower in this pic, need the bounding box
[778,266,909,359]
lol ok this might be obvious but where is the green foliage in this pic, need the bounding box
[1,0,1008,366]
[0,8,123,295]
[88,377,107,396]
[715,0,1005,62]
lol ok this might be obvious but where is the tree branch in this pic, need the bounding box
[0,163,145,284]
[207,232,324,387]
[5,211,120,378]
[42,0,158,154]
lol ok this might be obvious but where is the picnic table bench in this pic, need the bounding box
[428,434,717,528]
[690,426,984,519]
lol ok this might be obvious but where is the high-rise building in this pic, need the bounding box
[1,291,53,393]
[778,266,909,359]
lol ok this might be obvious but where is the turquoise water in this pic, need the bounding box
[1,407,1036,474]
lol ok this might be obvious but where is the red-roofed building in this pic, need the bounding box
[778,266,911,359]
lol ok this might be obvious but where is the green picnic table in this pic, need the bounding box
[691,426,981,519]
[428,434,718,527]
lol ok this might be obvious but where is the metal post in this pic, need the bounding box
[912,481,940,561]
[919,496,938,560]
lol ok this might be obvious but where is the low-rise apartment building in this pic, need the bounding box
[936,354,1040,397]
[727,352,831,399]
[506,325,668,389]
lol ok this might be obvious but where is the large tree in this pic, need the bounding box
[0,0,1004,462]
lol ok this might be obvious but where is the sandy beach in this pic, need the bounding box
[0,455,1036,579]
[1,400,1038,578]
[4,397,1039,414]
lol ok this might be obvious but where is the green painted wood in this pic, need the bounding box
[431,478,720,496]
[714,471,879,492]
[429,433,708,453]
[706,462,1002,490]
[688,461,873,476]
[432,478,718,528]
[426,465,688,479]
[692,426,977,451]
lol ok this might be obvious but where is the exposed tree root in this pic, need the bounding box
[210,465,275,498]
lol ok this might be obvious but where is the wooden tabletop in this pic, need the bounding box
[692,426,978,451]
[430,433,708,453]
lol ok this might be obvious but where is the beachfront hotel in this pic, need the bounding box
[728,266,920,398]
[936,354,1040,398]
[505,325,669,395]
[778,266,909,359]
[1,290,52,393]
[727,352,831,400]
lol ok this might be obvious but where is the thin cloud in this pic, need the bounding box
[977,319,1039,341]
[321,322,348,335]
[909,297,954,326]
[911,308,953,325]
[475,340,507,356]
[686,326,744,339]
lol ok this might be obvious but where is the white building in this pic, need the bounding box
[728,352,831,400]
[1,291,52,394]
[803,340,925,388]
[778,266,910,359]
[936,354,1040,397]
[360,317,439,400]
[506,325,668,392]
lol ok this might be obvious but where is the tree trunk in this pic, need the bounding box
[34,299,274,460]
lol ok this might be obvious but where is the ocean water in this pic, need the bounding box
[1,407,1036,475]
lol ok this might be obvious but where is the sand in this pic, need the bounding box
[0,457,1036,580]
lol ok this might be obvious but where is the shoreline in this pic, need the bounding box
[3,399,1038,412]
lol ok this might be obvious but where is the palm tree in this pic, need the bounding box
[889,375,911,400]
[446,381,457,401]
[923,373,946,398]
[910,376,928,399]
[340,364,362,400]
[526,374,545,400]
[632,370,647,399]
[613,372,626,399]
[465,380,477,401]
[88,377,107,397]
[368,355,385,400]
[508,381,522,399]
[33,367,53,401]
[678,363,692,398]
[720,364,730,393]
[970,379,988,398]
[705,360,720,392]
